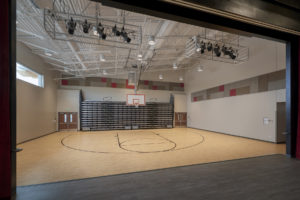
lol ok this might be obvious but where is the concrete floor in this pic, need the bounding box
[17,128,285,186]
[16,155,300,200]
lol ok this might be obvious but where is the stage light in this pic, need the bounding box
[207,42,213,51]
[222,45,230,55]
[97,23,106,40]
[228,47,238,59]
[66,17,76,35]
[196,41,206,54]
[82,19,90,34]
[173,63,178,70]
[148,35,156,45]
[120,27,131,43]
[112,25,121,36]
[213,44,221,57]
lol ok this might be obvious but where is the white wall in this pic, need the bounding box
[60,85,184,103]
[57,89,81,130]
[185,37,286,142]
[174,94,187,112]
[17,42,58,143]
[187,89,285,142]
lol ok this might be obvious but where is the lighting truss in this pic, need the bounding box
[185,35,249,64]
[43,9,142,49]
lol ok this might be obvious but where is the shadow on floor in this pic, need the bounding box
[16,154,300,200]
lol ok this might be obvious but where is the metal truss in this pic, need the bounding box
[43,8,142,49]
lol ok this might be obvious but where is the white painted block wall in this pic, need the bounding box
[187,89,286,142]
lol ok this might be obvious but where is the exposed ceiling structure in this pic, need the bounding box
[16,0,249,83]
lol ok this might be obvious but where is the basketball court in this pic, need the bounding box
[17,128,285,186]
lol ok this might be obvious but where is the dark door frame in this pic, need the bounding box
[1,0,300,199]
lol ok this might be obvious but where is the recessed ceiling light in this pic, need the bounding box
[148,35,156,45]
[137,58,142,61]
[45,52,52,56]
[100,54,106,62]
[159,74,163,80]
[137,53,142,58]
[197,66,203,72]
[173,63,178,70]
[179,76,183,81]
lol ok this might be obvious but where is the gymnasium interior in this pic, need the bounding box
[16,0,287,190]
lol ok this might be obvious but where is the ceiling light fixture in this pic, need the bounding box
[173,63,178,70]
[179,76,184,81]
[100,54,106,62]
[159,74,163,80]
[103,69,108,75]
[148,35,156,45]
[120,27,131,43]
[66,17,77,35]
[197,66,203,72]
[97,23,106,40]
[82,19,91,34]
[213,44,221,57]
[137,53,143,58]
[45,52,52,56]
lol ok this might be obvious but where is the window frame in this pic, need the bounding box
[16,62,44,88]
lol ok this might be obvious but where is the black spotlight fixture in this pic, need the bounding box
[97,23,106,40]
[82,19,90,34]
[200,41,206,54]
[213,44,221,57]
[196,41,206,54]
[66,17,77,35]
[222,45,231,56]
[112,25,121,36]
[207,42,213,51]
[120,27,131,43]
[228,47,238,60]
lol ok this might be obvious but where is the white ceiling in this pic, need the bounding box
[17,0,249,83]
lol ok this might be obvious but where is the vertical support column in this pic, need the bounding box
[296,38,300,159]
[0,0,11,198]
[286,37,299,158]
[0,0,16,198]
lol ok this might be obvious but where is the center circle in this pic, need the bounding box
[120,138,176,153]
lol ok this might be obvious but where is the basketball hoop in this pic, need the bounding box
[126,94,145,106]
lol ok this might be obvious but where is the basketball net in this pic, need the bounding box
[134,102,139,108]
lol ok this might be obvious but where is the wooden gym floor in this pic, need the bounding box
[17,128,285,186]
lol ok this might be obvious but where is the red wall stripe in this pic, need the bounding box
[296,38,300,159]
[126,80,135,89]
[180,83,184,88]
[144,80,149,85]
[0,0,11,198]
[219,85,224,92]
[61,79,68,85]
[152,86,158,90]
[229,89,236,96]
[101,78,107,83]
[111,83,117,88]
